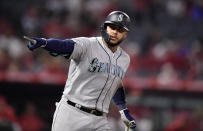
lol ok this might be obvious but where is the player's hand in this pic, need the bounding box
[120,109,136,130]
[24,36,47,51]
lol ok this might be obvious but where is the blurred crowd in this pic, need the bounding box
[0,95,46,131]
[0,0,203,131]
[0,0,203,81]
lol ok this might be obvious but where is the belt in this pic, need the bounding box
[67,100,103,116]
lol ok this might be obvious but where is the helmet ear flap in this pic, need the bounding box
[101,24,110,43]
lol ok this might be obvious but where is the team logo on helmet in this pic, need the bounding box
[118,14,123,22]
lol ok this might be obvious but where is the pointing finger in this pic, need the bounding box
[23,36,37,44]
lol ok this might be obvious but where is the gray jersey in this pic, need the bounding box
[63,36,130,113]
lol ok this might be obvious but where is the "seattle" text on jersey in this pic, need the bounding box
[88,58,124,79]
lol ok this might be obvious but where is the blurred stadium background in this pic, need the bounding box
[0,0,203,131]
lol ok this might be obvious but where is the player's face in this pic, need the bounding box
[106,24,128,44]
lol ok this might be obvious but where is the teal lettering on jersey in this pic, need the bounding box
[88,58,124,79]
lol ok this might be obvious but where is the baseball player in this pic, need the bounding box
[24,11,136,131]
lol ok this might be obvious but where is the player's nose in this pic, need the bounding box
[112,29,118,34]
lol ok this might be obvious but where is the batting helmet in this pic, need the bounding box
[104,11,131,31]
[101,11,131,46]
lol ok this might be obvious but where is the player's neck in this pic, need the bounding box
[103,40,118,53]
[108,45,118,53]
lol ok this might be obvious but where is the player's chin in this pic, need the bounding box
[110,39,119,44]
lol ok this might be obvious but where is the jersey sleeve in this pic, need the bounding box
[123,53,131,78]
[69,37,90,61]
[125,54,131,72]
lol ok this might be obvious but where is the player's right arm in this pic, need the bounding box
[24,36,83,60]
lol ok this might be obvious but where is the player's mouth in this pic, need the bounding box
[110,36,118,41]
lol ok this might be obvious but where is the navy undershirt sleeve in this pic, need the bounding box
[44,39,75,58]
[112,86,127,110]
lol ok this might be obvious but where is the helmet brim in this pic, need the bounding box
[104,21,129,31]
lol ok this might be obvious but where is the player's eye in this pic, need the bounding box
[117,28,126,33]
[108,24,126,33]
[108,24,117,30]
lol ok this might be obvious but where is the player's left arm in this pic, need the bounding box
[112,83,136,130]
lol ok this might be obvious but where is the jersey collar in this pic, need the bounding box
[97,37,121,57]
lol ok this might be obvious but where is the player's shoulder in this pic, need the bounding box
[120,48,130,62]
[71,37,97,44]
[119,48,130,70]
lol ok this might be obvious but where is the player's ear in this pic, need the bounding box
[123,32,128,39]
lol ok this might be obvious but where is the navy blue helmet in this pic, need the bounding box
[101,11,131,46]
